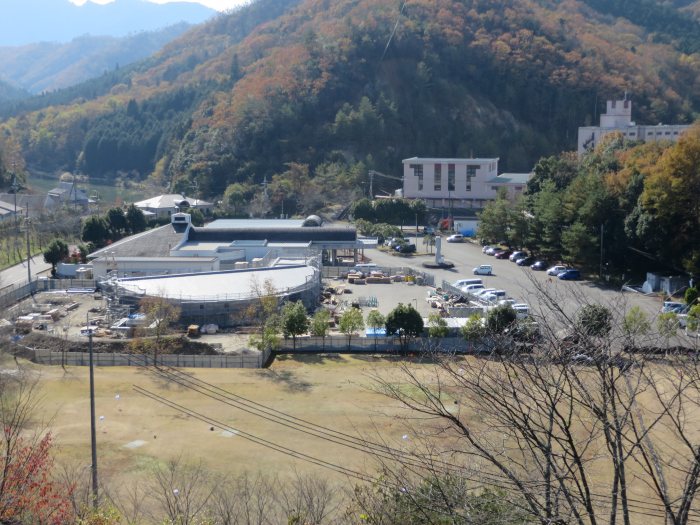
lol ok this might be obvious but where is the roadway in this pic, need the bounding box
[0,257,51,288]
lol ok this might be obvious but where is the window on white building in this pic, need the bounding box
[411,164,423,191]
[434,164,442,191]
[448,164,455,191]
[466,165,478,189]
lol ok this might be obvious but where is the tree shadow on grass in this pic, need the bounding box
[255,369,312,393]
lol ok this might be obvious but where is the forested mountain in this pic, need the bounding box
[0,79,29,104]
[0,0,216,46]
[0,24,196,94]
[1,0,700,208]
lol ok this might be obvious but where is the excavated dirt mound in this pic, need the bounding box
[15,332,220,356]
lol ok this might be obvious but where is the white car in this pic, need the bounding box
[473,264,493,276]
[473,288,497,299]
[461,284,485,294]
[513,303,530,319]
[482,245,493,253]
[447,234,464,243]
[453,278,483,288]
[480,290,507,303]
[546,265,568,276]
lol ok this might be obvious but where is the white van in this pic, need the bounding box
[452,278,483,288]
[473,264,493,276]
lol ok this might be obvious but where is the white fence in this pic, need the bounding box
[277,335,476,353]
[0,278,97,310]
[29,348,266,369]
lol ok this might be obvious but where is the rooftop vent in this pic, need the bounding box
[172,212,191,224]
[302,214,323,227]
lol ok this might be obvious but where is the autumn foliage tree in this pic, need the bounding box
[0,372,73,524]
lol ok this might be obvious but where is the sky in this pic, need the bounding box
[68,0,250,11]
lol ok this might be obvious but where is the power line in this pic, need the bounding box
[127,356,698,521]
[132,376,690,523]
[380,1,407,61]
[133,386,372,483]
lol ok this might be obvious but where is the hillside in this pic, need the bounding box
[1,0,700,208]
[0,24,195,94]
[0,0,216,46]
[0,79,29,104]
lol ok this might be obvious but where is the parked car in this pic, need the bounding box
[422,226,436,235]
[661,301,688,314]
[473,264,493,276]
[516,256,535,267]
[453,278,483,288]
[558,269,581,280]
[497,299,517,307]
[513,303,530,318]
[446,233,464,243]
[485,246,500,256]
[473,288,497,298]
[395,243,416,254]
[461,284,485,294]
[482,245,493,254]
[530,260,548,271]
[546,265,568,276]
[509,251,527,262]
[385,237,404,248]
[480,290,507,303]
[494,250,512,259]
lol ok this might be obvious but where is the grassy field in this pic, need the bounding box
[12,351,695,523]
[20,354,419,490]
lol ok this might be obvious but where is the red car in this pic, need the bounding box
[494,250,512,259]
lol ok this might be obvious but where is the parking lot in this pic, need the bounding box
[350,235,674,332]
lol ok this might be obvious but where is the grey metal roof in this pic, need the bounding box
[487,173,531,184]
[205,218,306,229]
[88,224,185,259]
[88,222,358,259]
[187,226,356,243]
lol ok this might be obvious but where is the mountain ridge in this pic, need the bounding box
[1,0,699,201]
[0,24,195,94]
[0,0,217,46]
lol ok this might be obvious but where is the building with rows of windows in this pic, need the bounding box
[401,157,530,209]
[577,98,692,155]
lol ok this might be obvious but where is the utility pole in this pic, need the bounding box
[599,223,604,280]
[87,318,99,509]
[25,215,31,284]
[10,165,19,229]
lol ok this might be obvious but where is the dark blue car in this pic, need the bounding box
[558,269,581,280]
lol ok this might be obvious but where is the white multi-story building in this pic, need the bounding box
[577,99,691,155]
[401,157,530,209]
